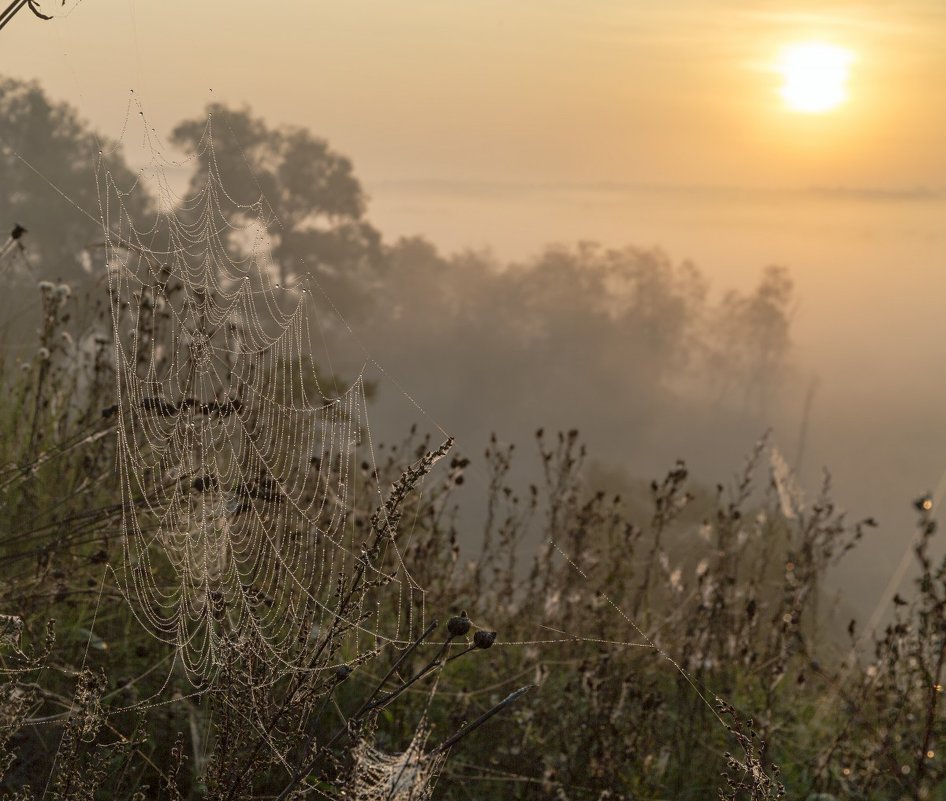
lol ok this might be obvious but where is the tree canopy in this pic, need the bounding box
[0,76,146,282]
[171,105,383,314]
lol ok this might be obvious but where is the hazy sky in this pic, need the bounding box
[2,2,943,269]
[3,1,944,187]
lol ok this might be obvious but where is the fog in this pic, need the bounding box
[1,0,944,634]
[6,7,946,799]
[360,183,946,622]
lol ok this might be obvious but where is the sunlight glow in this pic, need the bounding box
[777,42,854,114]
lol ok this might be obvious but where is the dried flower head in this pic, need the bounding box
[0,614,23,649]
[447,611,471,638]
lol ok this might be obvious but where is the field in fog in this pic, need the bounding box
[1,2,944,799]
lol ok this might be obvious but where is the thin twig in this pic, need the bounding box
[431,685,535,755]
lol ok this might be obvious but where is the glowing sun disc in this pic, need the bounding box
[777,42,854,113]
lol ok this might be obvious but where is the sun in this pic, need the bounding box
[776,42,854,114]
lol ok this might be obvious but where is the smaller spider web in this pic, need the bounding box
[351,718,446,801]
[95,105,428,683]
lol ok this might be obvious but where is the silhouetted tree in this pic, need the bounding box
[171,105,383,315]
[367,239,713,447]
[707,265,794,412]
[0,76,147,282]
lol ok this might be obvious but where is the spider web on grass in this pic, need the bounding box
[95,106,427,683]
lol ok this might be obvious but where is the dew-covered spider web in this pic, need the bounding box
[350,719,446,801]
[95,105,429,682]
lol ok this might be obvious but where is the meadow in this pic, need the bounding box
[1,76,944,801]
[0,275,944,800]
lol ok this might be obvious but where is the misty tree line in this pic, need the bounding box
[0,75,793,431]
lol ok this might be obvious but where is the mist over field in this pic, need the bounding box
[1,3,945,799]
[361,180,946,621]
[6,79,942,623]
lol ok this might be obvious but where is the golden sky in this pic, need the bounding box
[0,0,943,316]
[2,0,944,193]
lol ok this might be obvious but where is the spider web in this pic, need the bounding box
[351,719,446,801]
[95,107,426,682]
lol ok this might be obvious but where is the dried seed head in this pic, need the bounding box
[473,630,497,649]
[0,614,23,648]
[447,611,471,638]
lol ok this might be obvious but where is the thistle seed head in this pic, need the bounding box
[447,611,471,638]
